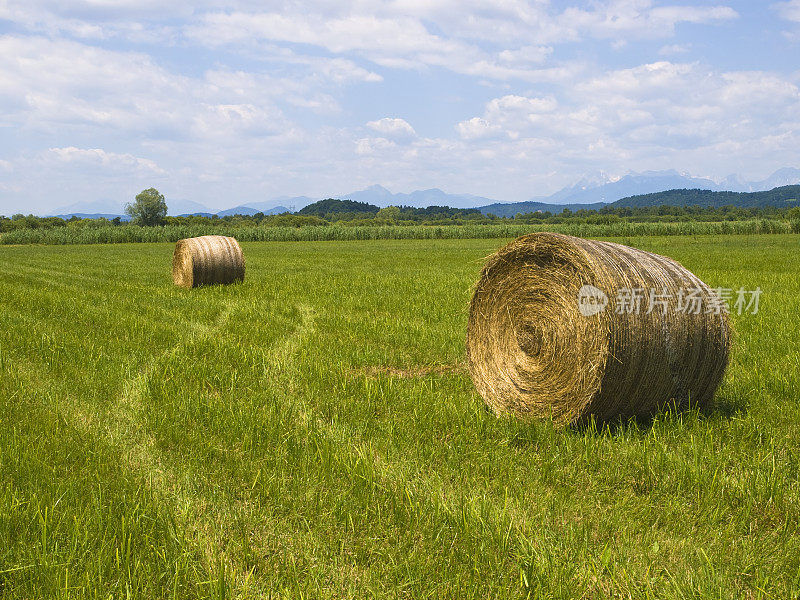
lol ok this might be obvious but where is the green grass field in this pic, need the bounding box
[1,235,799,598]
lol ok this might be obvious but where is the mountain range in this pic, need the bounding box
[44,167,800,219]
[478,168,800,216]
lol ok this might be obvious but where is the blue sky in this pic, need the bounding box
[1,0,799,213]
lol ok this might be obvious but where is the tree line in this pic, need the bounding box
[3,188,800,234]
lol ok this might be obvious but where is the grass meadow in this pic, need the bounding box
[1,234,799,598]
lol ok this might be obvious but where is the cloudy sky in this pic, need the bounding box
[1,0,799,213]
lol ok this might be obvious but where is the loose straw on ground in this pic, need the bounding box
[466,232,731,426]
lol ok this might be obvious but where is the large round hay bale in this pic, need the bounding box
[172,235,245,288]
[466,232,731,425]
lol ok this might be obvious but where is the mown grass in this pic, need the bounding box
[1,235,799,598]
[1,218,797,245]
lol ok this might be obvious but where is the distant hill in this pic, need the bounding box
[262,205,291,215]
[534,170,722,206]
[167,199,216,216]
[338,169,800,212]
[51,200,125,216]
[340,184,497,209]
[27,167,800,219]
[718,167,800,192]
[216,206,261,217]
[298,198,379,216]
[216,205,291,216]
[245,198,317,212]
[521,168,800,207]
[479,170,733,216]
[480,184,800,216]
[54,212,131,221]
[611,185,800,209]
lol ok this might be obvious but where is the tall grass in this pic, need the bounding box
[1,219,795,245]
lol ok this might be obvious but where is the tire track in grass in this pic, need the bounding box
[1,292,318,595]
[91,304,236,570]
[119,302,446,597]
[222,310,546,597]
[1,300,238,593]
[157,300,539,596]
[109,300,315,476]
[75,303,319,597]
[5,286,554,596]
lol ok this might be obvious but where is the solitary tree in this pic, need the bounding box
[126,188,167,226]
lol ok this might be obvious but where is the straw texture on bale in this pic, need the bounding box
[466,232,731,425]
[172,235,245,288]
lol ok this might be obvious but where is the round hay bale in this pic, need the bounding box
[172,235,245,288]
[466,232,731,425]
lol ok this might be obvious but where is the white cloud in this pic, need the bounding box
[559,1,738,41]
[187,11,541,81]
[3,0,738,44]
[191,103,290,139]
[180,2,735,81]
[3,0,798,212]
[187,12,455,55]
[202,68,341,116]
[370,0,735,46]
[486,95,558,116]
[456,117,504,140]
[355,137,397,155]
[2,1,740,84]
[6,51,799,212]
[0,146,171,209]
[0,1,183,42]
[366,118,416,139]
[773,0,800,22]
[577,61,698,98]
[0,35,374,141]
[497,45,553,66]
[0,36,189,133]
[455,95,559,140]
[301,57,383,84]
[0,32,383,212]
[659,43,691,55]
[449,61,800,192]
[46,147,165,174]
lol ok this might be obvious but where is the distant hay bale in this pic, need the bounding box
[172,235,245,288]
[466,232,731,426]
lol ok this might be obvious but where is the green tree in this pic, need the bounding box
[376,205,401,221]
[126,188,167,226]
